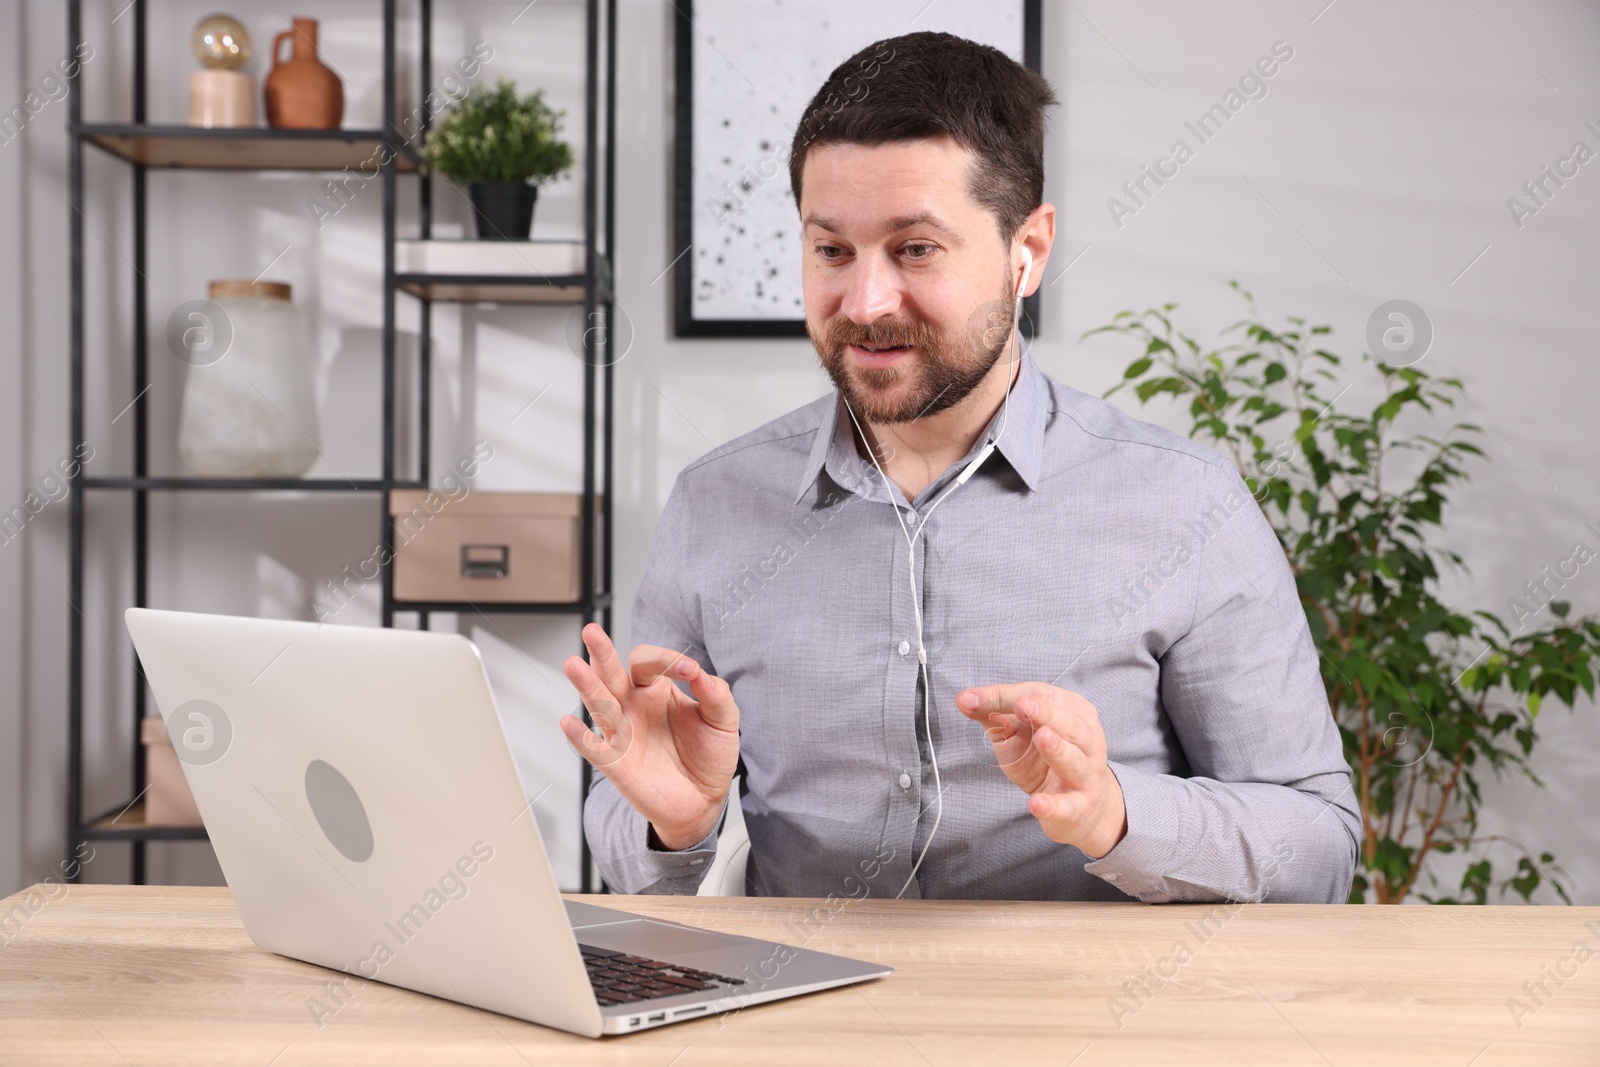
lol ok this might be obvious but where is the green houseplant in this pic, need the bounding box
[421,78,574,239]
[1088,284,1600,904]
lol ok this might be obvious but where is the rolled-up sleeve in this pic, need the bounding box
[1083,462,1361,903]
[582,473,723,894]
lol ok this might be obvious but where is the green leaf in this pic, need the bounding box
[1124,357,1153,379]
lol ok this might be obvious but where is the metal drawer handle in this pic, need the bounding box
[461,543,510,579]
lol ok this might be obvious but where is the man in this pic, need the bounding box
[560,32,1359,903]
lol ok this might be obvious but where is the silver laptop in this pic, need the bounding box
[125,608,889,1037]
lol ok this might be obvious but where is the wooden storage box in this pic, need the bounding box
[389,490,593,604]
[140,716,204,827]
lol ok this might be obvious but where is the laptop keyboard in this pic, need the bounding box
[579,944,746,1007]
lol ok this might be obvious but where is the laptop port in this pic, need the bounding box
[629,1018,640,1027]
[672,1006,708,1018]
[648,1013,666,1023]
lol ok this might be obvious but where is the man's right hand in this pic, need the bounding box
[559,623,741,850]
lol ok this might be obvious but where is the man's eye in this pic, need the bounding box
[817,245,845,260]
[902,243,936,259]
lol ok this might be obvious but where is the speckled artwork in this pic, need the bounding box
[681,0,1029,331]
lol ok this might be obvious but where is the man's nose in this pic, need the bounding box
[840,251,902,324]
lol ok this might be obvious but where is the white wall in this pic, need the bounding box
[3,0,1597,903]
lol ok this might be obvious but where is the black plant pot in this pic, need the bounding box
[469,181,538,239]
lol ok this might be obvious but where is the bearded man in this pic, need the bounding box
[560,31,1358,904]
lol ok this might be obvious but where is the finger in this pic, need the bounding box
[956,681,1058,718]
[989,718,1041,779]
[980,712,1027,746]
[1018,688,1098,730]
[1029,787,1123,855]
[559,712,603,755]
[1030,723,1096,787]
[625,645,737,726]
[580,623,633,703]
[559,712,629,769]
[670,657,740,732]
[1021,702,1094,756]
[956,696,1000,724]
[1028,789,1098,830]
[563,654,624,731]
[628,643,698,688]
[957,695,1021,730]
[1027,692,1107,765]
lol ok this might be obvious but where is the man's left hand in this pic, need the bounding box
[956,682,1128,859]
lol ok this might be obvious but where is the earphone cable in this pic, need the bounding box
[839,261,1028,898]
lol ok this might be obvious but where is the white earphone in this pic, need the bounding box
[841,245,1032,898]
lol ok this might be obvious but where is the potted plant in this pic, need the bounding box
[421,78,574,240]
[1088,284,1600,905]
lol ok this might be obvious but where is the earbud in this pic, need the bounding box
[1018,247,1033,304]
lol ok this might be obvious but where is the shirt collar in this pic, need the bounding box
[793,350,1049,505]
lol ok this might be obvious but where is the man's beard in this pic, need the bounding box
[807,274,1016,425]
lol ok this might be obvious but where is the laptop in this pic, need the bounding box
[124,608,889,1037]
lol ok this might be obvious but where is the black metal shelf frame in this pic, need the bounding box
[64,0,617,893]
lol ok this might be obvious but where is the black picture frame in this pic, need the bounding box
[672,0,1044,339]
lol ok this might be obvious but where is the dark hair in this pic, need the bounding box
[788,31,1057,241]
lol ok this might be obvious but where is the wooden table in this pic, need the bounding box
[1,886,1596,1065]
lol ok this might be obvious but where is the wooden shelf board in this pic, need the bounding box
[80,125,420,172]
[82,477,405,492]
[397,280,594,304]
[85,801,208,841]
[391,592,613,614]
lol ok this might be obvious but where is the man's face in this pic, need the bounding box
[800,136,1015,424]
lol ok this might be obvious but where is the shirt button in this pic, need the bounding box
[898,640,910,656]
[898,772,912,789]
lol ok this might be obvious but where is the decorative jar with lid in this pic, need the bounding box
[177,279,320,478]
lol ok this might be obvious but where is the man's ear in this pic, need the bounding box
[1014,203,1057,299]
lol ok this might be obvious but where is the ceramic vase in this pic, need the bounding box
[263,18,343,129]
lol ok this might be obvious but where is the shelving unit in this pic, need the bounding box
[65,0,616,892]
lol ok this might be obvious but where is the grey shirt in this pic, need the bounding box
[586,352,1359,903]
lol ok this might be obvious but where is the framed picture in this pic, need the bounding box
[673,0,1043,338]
